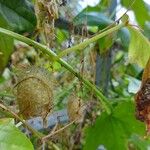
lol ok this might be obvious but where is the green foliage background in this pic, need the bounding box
[0,0,150,149]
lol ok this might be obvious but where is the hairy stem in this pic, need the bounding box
[42,120,75,141]
[58,23,125,57]
[0,23,125,114]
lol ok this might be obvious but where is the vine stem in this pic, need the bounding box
[0,23,125,114]
[58,23,125,57]
[42,120,75,141]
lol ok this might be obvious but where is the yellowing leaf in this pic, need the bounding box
[128,26,150,68]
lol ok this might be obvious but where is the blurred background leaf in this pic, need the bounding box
[0,0,36,33]
[73,11,113,28]
[0,0,37,74]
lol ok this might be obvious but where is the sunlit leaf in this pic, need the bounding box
[56,29,68,44]
[0,123,34,150]
[128,26,150,68]
[53,61,62,71]
[84,101,145,150]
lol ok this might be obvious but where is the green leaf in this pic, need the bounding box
[84,100,145,150]
[0,122,34,150]
[128,134,150,150]
[121,0,150,27]
[128,26,150,68]
[0,75,5,83]
[56,29,68,44]
[0,0,36,33]
[79,5,102,13]
[53,61,62,71]
[0,0,36,73]
[98,32,116,54]
[0,33,13,74]
[73,12,113,28]
[118,27,130,49]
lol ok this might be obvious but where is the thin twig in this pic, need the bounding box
[42,120,75,141]
[45,121,58,138]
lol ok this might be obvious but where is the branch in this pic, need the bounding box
[42,120,75,141]
[0,24,126,114]
[58,23,125,57]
